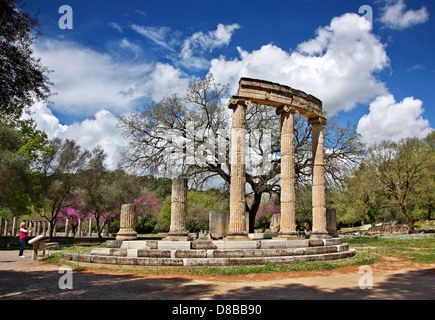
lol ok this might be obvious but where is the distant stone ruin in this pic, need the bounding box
[366,221,409,235]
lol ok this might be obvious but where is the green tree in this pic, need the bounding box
[354,136,433,231]
[1,105,52,169]
[78,147,141,240]
[158,189,227,233]
[0,123,33,216]
[0,0,52,115]
[34,138,88,239]
[410,131,435,221]
[332,164,384,227]
[137,175,172,200]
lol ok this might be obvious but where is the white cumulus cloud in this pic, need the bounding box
[180,23,240,69]
[210,13,389,114]
[379,0,429,30]
[34,39,153,117]
[357,94,433,147]
[24,102,127,170]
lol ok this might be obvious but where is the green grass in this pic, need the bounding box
[344,236,435,263]
[189,254,377,276]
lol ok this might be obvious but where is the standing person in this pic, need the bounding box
[19,222,33,258]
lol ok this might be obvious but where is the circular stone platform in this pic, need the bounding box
[62,238,356,267]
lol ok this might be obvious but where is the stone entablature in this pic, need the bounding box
[236,78,324,120]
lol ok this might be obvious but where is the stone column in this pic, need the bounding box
[88,218,92,237]
[31,221,36,236]
[226,98,251,241]
[102,224,108,237]
[164,177,190,241]
[42,221,47,237]
[275,106,298,240]
[0,217,3,236]
[12,216,17,237]
[64,218,69,237]
[76,218,82,238]
[309,117,330,239]
[3,219,8,236]
[116,203,138,240]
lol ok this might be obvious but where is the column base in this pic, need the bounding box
[163,232,191,241]
[310,231,331,240]
[116,232,138,241]
[273,234,299,240]
[273,230,299,240]
[224,232,252,241]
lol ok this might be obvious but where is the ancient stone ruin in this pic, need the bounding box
[226,78,330,240]
[64,78,355,267]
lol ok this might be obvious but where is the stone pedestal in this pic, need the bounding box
[327,209,338,237]
[309,118,330,239]
[275,106,298,240]
[209,211,230,235]
[116,203,138,240]
[226,98,252,241]
[164,177,190,241]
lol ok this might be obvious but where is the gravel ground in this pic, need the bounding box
[1,249,434,301]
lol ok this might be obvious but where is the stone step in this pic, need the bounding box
[90,244,349,259]
[117,238,342,250]
[63,249,356,267]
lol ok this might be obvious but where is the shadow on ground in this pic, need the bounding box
[0,267,434,300]
[213,268,435,300]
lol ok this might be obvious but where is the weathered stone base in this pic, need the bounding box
[162,235,191,241]
[62,238,356,267]
[224,234,252,241]
[115,232,138,241]
[273,233,299,240]
[310,232,332,240]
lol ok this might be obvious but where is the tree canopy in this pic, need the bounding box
[0,0,52,115]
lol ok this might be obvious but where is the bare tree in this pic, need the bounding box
[119,74,364,232]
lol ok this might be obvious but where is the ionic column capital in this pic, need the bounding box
[308,116,326,126]
[276,105,297,115]
[228,96,251,110]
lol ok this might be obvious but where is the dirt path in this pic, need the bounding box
[0,250,434,300]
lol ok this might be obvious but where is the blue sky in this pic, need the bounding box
[23,0,434,168]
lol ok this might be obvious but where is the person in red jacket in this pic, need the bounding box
[19,222,33,258]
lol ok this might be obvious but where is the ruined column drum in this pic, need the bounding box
[165,176,190,241]
[116,203,138,240]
